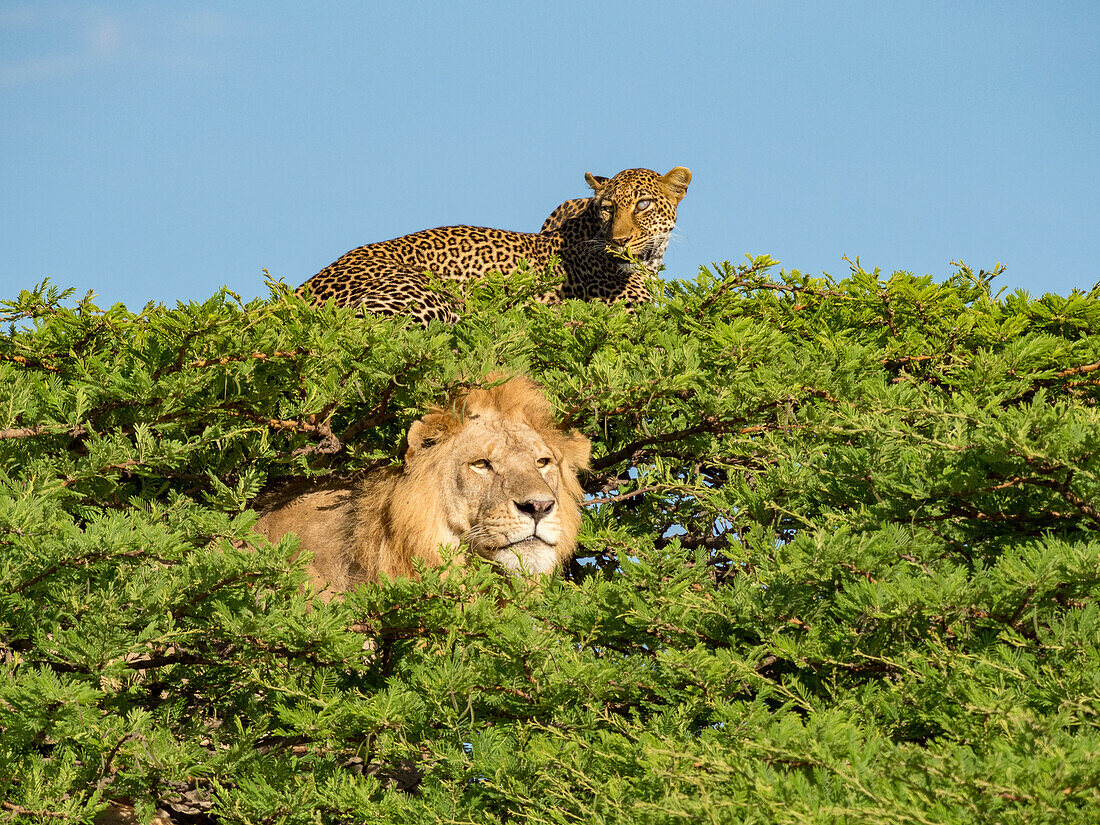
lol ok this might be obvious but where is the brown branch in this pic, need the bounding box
[584,474,635,495]
[340,385,401,443]
[291,427,342,456]
[592,415,725,471]
[1063,379,1100,392]
[1055,360,1100,379]
[699,260,838,311]
[339,358,436,443]
[186,349,311,369]
[592,415,802,472]
[170,571,269,620]
[486,684,536,702]
[588,387,833,473]
[915,509,1075,526]
[1,801,69,819]
[121,651,210,670]
[14,548,148,594]
[559,384,676,429]
[1022,477,1100,526]
[1003,586,1036,629]
[583,484,673,506]
[879,289,898,336]
[1011,456,1100,526]
[654,532,734,553]
[291,416,342,457]
[881,355,937,370]
[839,562,877,583]
[60,458,142,487]
[0,423,86,440]
[0,352,61,372]
[221,409,343,456]
[800,385,851,405]
[152,329,203,381]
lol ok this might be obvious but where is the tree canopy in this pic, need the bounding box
[2,260,1098,823]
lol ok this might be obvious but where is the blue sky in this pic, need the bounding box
[2,2,1097,308]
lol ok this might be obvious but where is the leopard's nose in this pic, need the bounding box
[516,498,555,523]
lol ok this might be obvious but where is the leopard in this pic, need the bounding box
[296,166,691,324]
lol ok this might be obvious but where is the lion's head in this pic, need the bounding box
[400,376,591,573]
[256,376,591,594]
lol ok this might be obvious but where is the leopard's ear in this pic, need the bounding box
[585,172,610,192]
[661,167,692,203]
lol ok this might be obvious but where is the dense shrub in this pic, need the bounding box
[2,260,1098,823]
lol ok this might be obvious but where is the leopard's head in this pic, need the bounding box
[584,166,691,268]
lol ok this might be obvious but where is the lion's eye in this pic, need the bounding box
[536,457,551,468]
[635,199,652,212]
[471,459,492,471]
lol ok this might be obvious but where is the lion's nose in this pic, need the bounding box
[516,498,555,523]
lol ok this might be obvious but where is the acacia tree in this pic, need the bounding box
[1,260,1098,824]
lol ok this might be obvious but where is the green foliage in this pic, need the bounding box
[1,261,1099,823]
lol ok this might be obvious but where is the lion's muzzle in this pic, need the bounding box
[515,497,555,522]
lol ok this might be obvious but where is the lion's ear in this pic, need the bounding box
[404,420,429,461]
[405,416,446,461]
[559,430,591,471]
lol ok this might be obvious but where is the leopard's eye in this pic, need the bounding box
[536,457,551,468]
[635,199,652,212]
[471,459,492,471]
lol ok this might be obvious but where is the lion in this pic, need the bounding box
[255,376,591,597]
